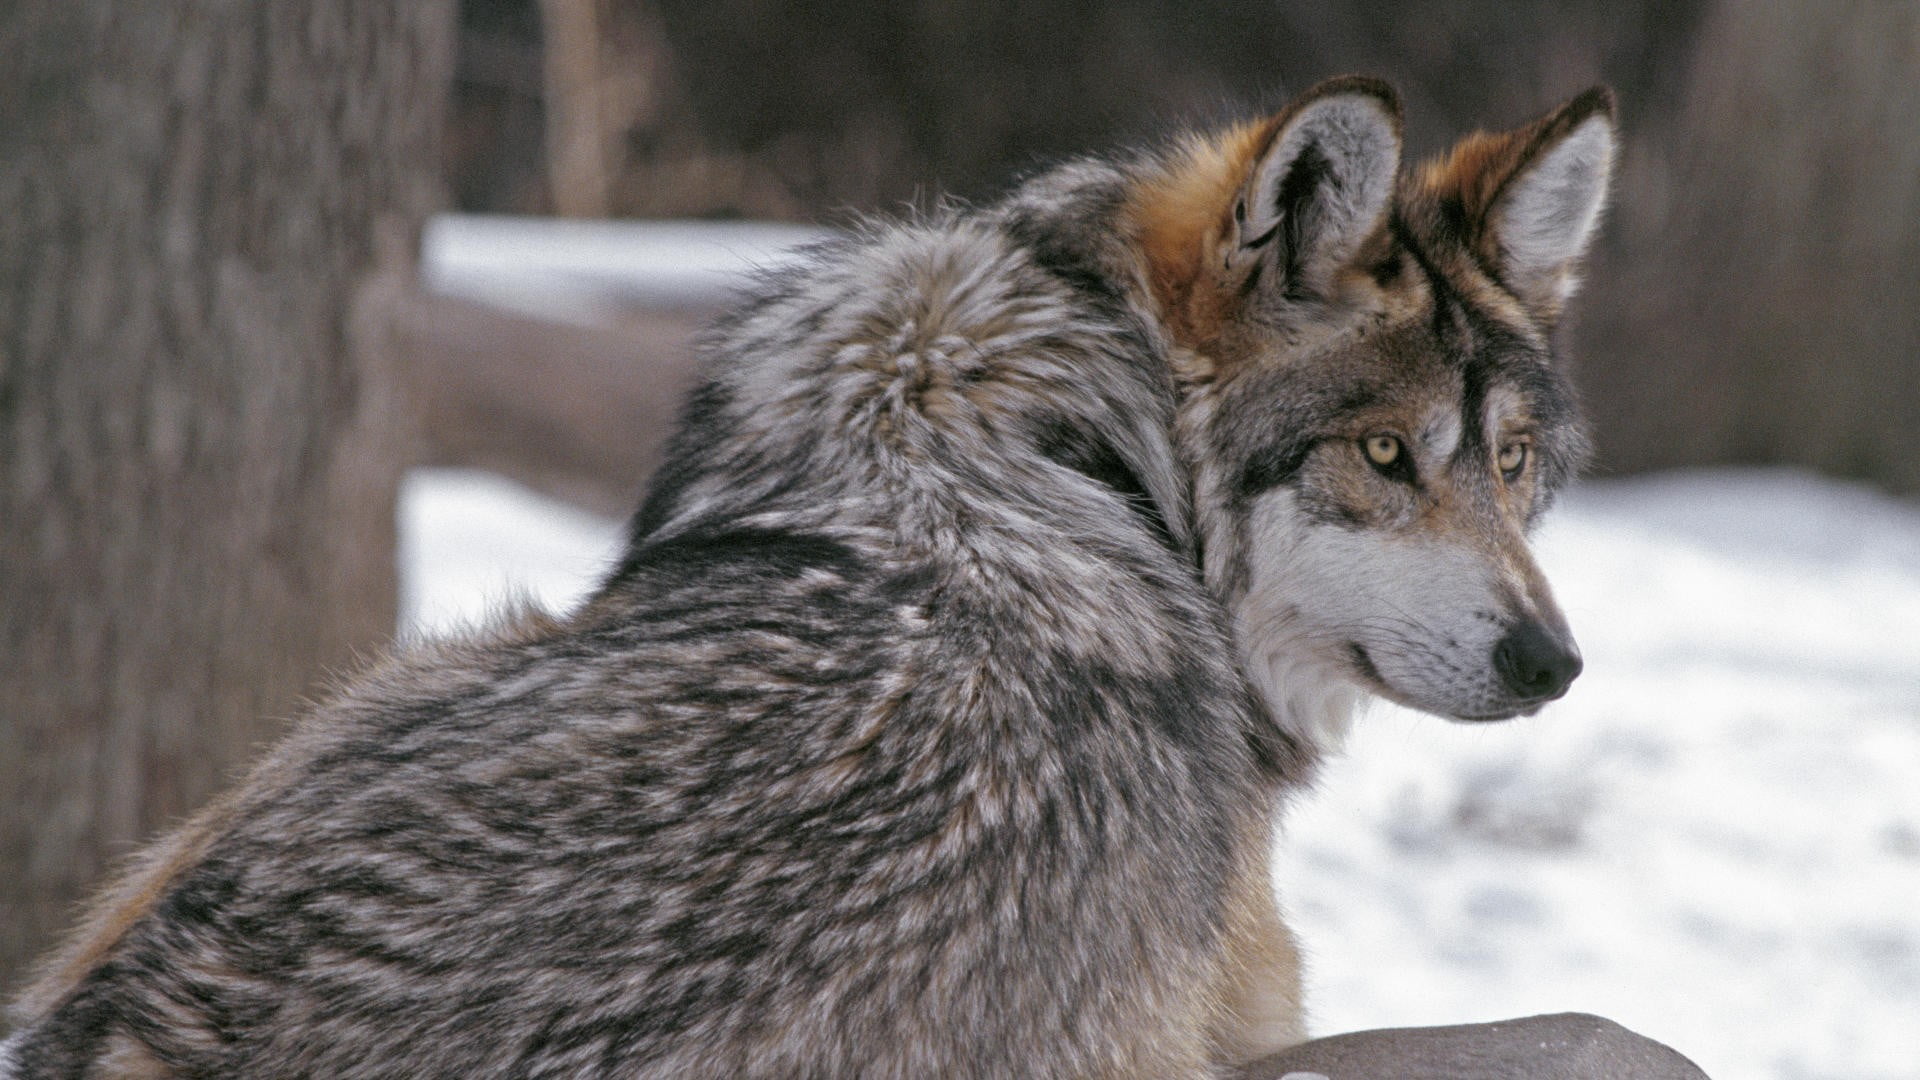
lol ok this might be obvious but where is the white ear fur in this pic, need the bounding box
[1239,91,1401,293]
[1489,114,1616,309]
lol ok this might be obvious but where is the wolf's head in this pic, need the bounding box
[1126,77,1615,754]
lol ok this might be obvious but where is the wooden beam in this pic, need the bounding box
[393,288,707,518]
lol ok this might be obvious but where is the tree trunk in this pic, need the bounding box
[0,0,454,1000]
[539,0,612,217]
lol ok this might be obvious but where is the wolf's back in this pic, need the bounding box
[5,200,1269,1078]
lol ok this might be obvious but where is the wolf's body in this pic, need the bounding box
[6,77,1614,1078]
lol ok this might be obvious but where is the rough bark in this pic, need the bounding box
[0,0,453,999]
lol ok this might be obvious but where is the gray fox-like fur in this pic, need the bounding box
[6,76,1616,1077]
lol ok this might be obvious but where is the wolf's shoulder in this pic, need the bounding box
[710,212,1132,396]
[627,175,1189,563]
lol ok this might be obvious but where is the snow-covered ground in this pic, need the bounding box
[399,464,1920,1080]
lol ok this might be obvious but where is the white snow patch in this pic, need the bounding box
[421,215,827,325]
[397,468,623,638]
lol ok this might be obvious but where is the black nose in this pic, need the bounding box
[1493,620,1583,701]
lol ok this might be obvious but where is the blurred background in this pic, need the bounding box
[445,0,1920,494]
[3,2,1915,1075]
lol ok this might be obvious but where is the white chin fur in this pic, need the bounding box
[1250,643,1365,760]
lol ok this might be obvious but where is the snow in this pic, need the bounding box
[397,468,624,641]
[399,464,1920,1080]
[421,215,826,323]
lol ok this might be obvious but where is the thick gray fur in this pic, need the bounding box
[7,77,1621,1077]
[9,168,1292,1078]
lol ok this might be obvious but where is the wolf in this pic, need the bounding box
[5,76,1613,1077]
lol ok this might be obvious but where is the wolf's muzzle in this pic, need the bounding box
[1492,620,1583,703]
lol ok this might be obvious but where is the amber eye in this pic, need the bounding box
[1364,434,1402,468]
[1497,441,1529,479]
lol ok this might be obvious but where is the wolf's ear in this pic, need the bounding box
[1234,76,1402,299]
[1434,88,1617,321]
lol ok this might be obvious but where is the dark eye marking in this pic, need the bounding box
[1237,440,1315,499]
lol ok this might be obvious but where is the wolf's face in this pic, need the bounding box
[1130,78,1615,751]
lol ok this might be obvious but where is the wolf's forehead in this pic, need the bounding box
[1383,212,1544,347]
[1415,406,1463,457]
[1371,235,1561,381]
[1290,307,1561,441]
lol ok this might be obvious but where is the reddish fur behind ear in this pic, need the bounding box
[1127,118,1277,355]
[1126,77,1404,366]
